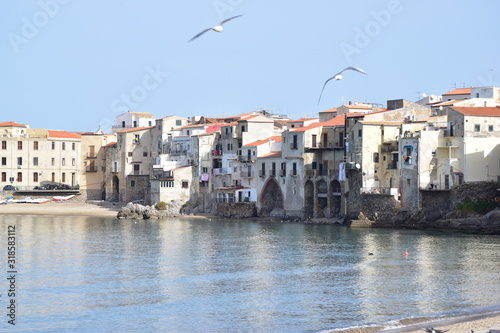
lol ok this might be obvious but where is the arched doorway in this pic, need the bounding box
[317,180,327,218]
[260,178,283,216]
[304,180,314,218]
[111,176,119,202]
[330,180,342,217]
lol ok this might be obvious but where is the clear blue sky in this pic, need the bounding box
[2,0,499,132]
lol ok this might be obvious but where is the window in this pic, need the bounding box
[131,180,135,187]
[128,152,133,157]
[34,141,39,150]
[176,120,182,126]
[182,180,189,188]
[18,141,22,150]
[474,124,480,132]
[148,121,152,126]
[62,158,65,166]
[72,142,75,150]
[62,142,66,150]
[489,125,494,132]
[17,157,22,166]
[312,161,317,170]
[1,172,6,182]
[403,145,413,164]
[17,172,22,182]
[62,173,66,183]
[72,158,76,166]
[52,172,55,182]
[133,121,137,127]
[227,143,233,151]
[241,125,246,132]
[1,141,6,150]
[33,172,38,182]
[373,152,379,163]
[52,142,55,150]
[143,152,148,157]
[33,157,38,166]
[160,180,174,187]
[1,157,6,166]
[202,167,209,173]
[358,129,362,137]
[51,158,55,166]
[134,134,140,143]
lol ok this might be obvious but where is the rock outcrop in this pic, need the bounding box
[117,201,184,219]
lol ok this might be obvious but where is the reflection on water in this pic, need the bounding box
[0,215,499,332]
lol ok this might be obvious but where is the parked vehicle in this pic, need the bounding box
[3,185,18,191]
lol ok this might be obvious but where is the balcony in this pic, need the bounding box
[279,169,286,177]
[237,155,255,163]
[85,152,97,159]
[259,170,266,177]
[269,169,277,177]
[213,168,228,175]
[171,149,187,155]
[86,166,98,172]
[240,171,254,178]
[289,143,298,150]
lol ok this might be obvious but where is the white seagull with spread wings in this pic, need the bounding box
[317,66,367,104]
[188,15,243,42]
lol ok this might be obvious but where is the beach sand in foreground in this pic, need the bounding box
[400,313,500,333]
[0,201,122,218]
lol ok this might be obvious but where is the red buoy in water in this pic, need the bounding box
[404,249,409,256]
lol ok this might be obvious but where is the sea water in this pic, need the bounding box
[0,215,498,332]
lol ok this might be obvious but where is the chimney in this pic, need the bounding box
[349,101,352,105]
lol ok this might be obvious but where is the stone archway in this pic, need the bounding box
[111,176,119,202]
[330,180,342,217]
[259,178,283,216]
[317,180,328,218]
[304,180,314,218]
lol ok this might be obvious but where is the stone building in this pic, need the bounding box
[0,121,81,191]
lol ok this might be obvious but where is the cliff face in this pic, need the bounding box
[353,181,500,235]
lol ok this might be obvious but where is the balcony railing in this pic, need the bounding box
[237,156,255,163]
[240,171,254,178]
[259,170,266,177]
[86,166,98,172]
[211,150,223,156]
[279,169,286,177]
[269,169,277,177]
[85,152,97,159]
[289,143,298,150]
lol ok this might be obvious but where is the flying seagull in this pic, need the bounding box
[317,66,367,104]
[188,15,243,42]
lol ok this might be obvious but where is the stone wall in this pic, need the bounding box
[360,193,398,222]
[216,202,257,218]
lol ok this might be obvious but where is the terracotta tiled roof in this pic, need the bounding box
[103,142,117,147]
[450,106,500,116]
[319,108,337,113]
[128,111,155,118]
[259,151,282,158]
[342,104,374,109]
[244,136,282,147]
[47,130,81,139]
[443,88,471,95]
[290,121,322,132]
[117,126,154,133]
[288,118,318,123]
[0,121,27,127]
[322,114,346,126]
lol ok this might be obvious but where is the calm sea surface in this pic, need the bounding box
[0,215,499,332]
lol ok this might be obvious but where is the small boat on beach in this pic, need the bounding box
[0,196,14,204]
[52,195,75,201]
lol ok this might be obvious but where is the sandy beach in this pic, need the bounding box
[399,313,500,333]
[0,200,123,218]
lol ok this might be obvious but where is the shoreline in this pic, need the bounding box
[0,201,124,218]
